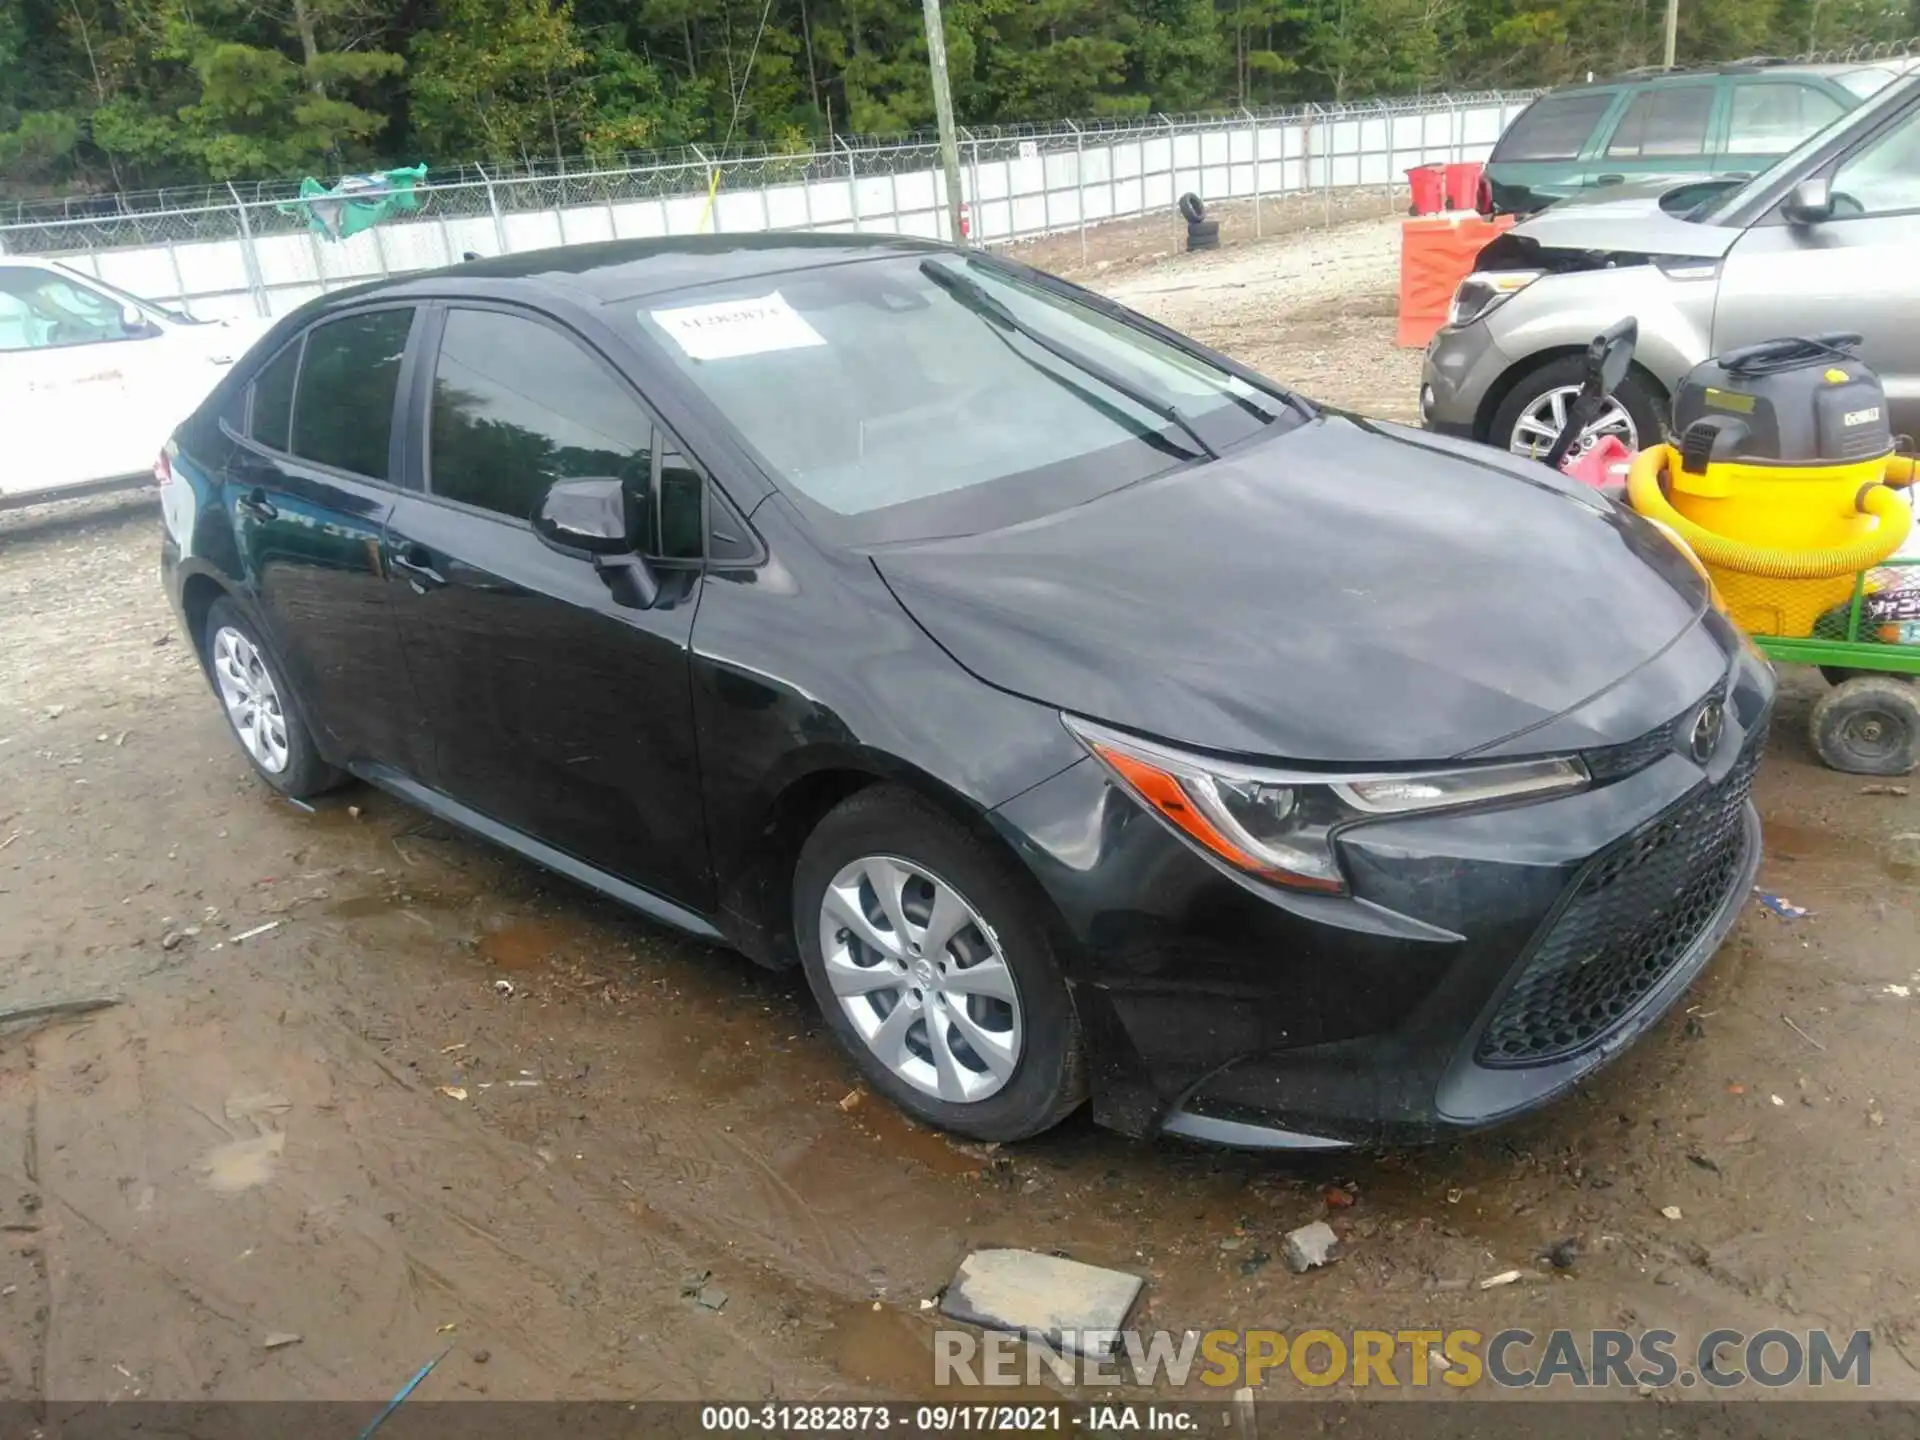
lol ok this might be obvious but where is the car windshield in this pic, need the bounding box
[1693,74,1918,222]
[628,253,1300,541]
[54,263,193,325]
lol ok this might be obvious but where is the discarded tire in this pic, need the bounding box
[1810,675,1920,776]
[1178,192,1206,224]
[1185,217,1220,252]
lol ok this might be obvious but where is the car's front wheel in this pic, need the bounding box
[202,598,343,799]
[793,786,1086,1142]
[1491,355,1664,463]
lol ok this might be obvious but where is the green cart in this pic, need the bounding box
[1753,555,1920,775]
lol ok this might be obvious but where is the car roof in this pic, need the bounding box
[1554,57,1863,92]
[316,233,955,315]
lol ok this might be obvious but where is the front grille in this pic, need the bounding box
[1476,725,1763,1067]
[1582,678,1728,784]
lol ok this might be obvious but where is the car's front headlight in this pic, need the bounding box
[1064,715,1589,894]
[1448,269,1543,328]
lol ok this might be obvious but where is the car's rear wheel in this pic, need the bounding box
[202,598,343,799]
[1491,355,1664,463]
[793,786,1086,1142]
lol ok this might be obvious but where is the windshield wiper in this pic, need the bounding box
[920,259,1218,460]
[972,256,1314,425]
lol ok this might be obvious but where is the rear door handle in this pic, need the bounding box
[1722,171,1754,181]
[391,541,447,592]
[1595,173,1626,185]
[235,487,277,522]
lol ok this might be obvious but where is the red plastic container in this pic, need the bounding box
[1444,162,1483,212]
[1406,164,1445,216]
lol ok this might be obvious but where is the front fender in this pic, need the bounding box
[1488,268,1717,400]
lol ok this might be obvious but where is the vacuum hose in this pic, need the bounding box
[1626,447,1914,580]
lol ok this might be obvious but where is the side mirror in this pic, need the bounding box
[1783,177,1834,225]
[535,476,635,554]
[534,477,658,608]
[120,305,159,338]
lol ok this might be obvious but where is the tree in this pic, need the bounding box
[2,0,1916,195]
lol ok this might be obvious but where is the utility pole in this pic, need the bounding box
[1663,0,1679,69]
[921,0,969,247]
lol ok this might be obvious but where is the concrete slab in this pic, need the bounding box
[939,1249,1144,1356]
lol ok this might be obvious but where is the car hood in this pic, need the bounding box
[872,416,1711,763]
[1511,187,1742,260]
[1545,178,1686,209]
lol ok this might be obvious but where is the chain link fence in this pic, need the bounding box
[0,90,1539,320]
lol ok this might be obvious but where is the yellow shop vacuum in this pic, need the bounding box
[1626,333,1914,638]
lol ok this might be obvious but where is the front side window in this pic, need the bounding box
[629,255,1293,542]
[1494,93,1615,162]
[656,443,706,561]
[429,308,654,524]
[1829,103,1920,217]
[290,308,414,479]
[1606,85,1715,159]
[0,267,138,352]
[1728,83,1846,156]
[1691,78,1913,224]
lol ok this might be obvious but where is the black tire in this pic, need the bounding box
[1488,354,1665,459]
[793,785,1087,1142]
[201,597,345,799]
[1185,218,1220,252]
[1809,676,1920,776]
[1178,192,1206,224]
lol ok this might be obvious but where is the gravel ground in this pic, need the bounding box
[1100,213,1415,418]
[3,217,1920,1407]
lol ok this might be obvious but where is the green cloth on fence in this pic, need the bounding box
[280,164,428,242]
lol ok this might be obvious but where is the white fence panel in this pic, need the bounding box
[0,92,1532,319]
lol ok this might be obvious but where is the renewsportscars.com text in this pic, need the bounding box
[934,1327,1872,1390]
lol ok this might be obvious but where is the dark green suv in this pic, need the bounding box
[1483,59,1910,215]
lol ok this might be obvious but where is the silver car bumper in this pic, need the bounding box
[1421,321,1516,440]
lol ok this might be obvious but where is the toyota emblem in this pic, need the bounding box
[1688,700,1726,764]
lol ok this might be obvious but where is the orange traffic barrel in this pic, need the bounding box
[1396,213,1515,349]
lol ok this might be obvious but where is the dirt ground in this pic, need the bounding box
[4,213,1920,1409]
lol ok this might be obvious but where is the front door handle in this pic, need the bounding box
[235,487,277,522]
[391,542,447,592]
[1722,171,1754,181]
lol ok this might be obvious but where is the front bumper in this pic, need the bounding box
[1421,318,1515,441]
[991,647,1775,1148]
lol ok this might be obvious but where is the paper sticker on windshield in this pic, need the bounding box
[648,292,825,361]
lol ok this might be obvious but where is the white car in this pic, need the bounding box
[1,257,272,509]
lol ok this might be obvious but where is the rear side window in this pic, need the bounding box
[428,308,654,524]
[1727,82,1846,155]
[250,341,300,452]
[1606,84,1716,158]
[1495,92,1616,162]
[1836,67,1899,100]
[289,308,414,480]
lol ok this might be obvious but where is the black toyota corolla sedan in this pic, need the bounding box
[159,234,1772,1150]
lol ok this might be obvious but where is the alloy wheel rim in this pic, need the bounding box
[1510,385,1638,460]
[818,855,1023,1104]
[211,626,291,774]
